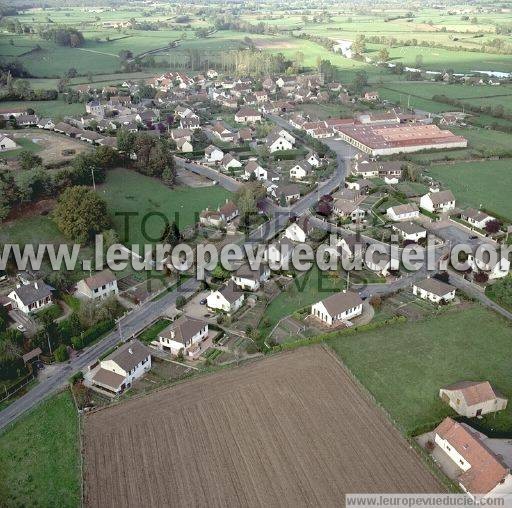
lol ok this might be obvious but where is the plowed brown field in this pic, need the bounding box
[83,346,444,507]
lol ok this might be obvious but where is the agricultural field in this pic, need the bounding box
[328,306,512,436]
[100,168,232,246]
[0,98,86,119]
[0,391,80,508]
[428,159,512,219]
[83,346,443,507]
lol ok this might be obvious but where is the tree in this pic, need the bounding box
[0,170,20,221]
[116,128,136,154]
[54,344,69,362]
[162,165,176,186]
[352,70,368,94]
[161,221,182,247]
[352,34,366,56]
[211,263,230,280]
[176,296,186,309]
[94,146,119,169]
[485,219,501,234]
[279,193,286,207]
[378,47,390,63]
[18,150,42,171]
[54,186,110,244]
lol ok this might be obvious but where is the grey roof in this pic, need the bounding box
[160,316,206,345]
[318,291,363,316]
[235,263,268,280]
[92,368,125,390]
[13,280,52,306]
[218,280,244,304]
[393,221,426,235]
[415,278,454,297]
[428,190,455,205]
[106,340,151,372]
[388,203,419,215]
[463,208,492,223]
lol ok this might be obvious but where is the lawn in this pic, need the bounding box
[0,390,80,507]
[100,168,232,246]
[138,318,171,344]
[0,137,42,159]
[428,159,512,219]
[327,307,512,436]
[0,99,85,119]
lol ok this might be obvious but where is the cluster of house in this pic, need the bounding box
[430,381,511,499]
[4,269,119,316]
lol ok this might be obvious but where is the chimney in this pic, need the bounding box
[34,282,38,290]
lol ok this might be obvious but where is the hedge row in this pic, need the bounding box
[71,319,115,350]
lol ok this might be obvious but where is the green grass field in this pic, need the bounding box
[0,137,42,159]
[328,306,512,436]
[428,159,512,219]
[0,99,85,119]
[0,390,80,507]
[100,168,232,245]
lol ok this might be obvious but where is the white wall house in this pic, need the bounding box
[158,316,208,357]
[235,108,261,123]
[386,204,420,221]
[9,280,53,314]
[0,134,17,151]
[290,161,311,181]
[244,160,267,180]
[468,250,510,280]
[311,291,363,326]
[222,154,242,171]
[267,135,293,153]
[413,278,456,303]
[206,281,245,313]
[232,264,270,291]
[264,238,294,271]
[77,269,118,300]
[204,145,224,163]
[91,340,151,396]
[461,208,495,230]
[420,190,456,213]
[284,219,310,243]
[392,222,427,242]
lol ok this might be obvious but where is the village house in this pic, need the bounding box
[311,291,363,326]
[235,107,262,123]
[158,316,208,357]
[275,184,301,205]
[461,208,495,230]
[206,280,245,314]
[171,128,192,141]
[290,160,311,181]
[284,216,313,243]
[392,222,427,242]
[180,115,201,130]
[76,270,118,300]
[91,340,151,396]
[420,190,456,213]
[346,179,374,194]
[0,134,17,151]
[199,208,224,228]
[433,417,511,499]
[36,118,55,130]
[244,160,267,181]
[222,153,242,172]
[333,199,366,222]
[234,127,253,144]
[413,277,456,303]
[8,280,53,314]
[219,200,239,223]
[264,237,295,271]
[306,152,322,168]
[204,145,224,163]
[439,381,508,418]
[266,131,294,153]
[86,100,104,118]
[17,114,39,127]
[467,243,510,280]
[211,122,235,142]
[176,138,193,153]
[232,264,270,291]
[363,91,379,101]
[386,203,420,221]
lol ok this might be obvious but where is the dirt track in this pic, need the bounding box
[83,346,444,507]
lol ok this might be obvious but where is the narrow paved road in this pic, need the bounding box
[0,278,199,431]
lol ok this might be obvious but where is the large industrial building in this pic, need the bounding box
[334,124,468,156]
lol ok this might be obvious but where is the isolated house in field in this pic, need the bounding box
[206,280,245,314]
[420,190,456,213]
[158,316,208,357]
[290,160,311,181]
[204,145,224,163]
[439,381,508,418]
[91,340,151,396]
[77,269,118,300]
[386,203,420,222]
[413,278,455,303]
[364,91,379,101]
[433,417,511,499]
[0,134,17,151]
[232,263,270,291]
[311,291,363,326]
[235,107,261,123]
[8,280,53,314]
[461,208,495,230]
[392,222,426,242]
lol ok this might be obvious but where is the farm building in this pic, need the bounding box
[335,124,467,156]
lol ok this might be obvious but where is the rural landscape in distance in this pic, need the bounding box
[1,0,512,506]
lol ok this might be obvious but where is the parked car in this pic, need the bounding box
[199,298,207,305]
[17,324,26,332]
